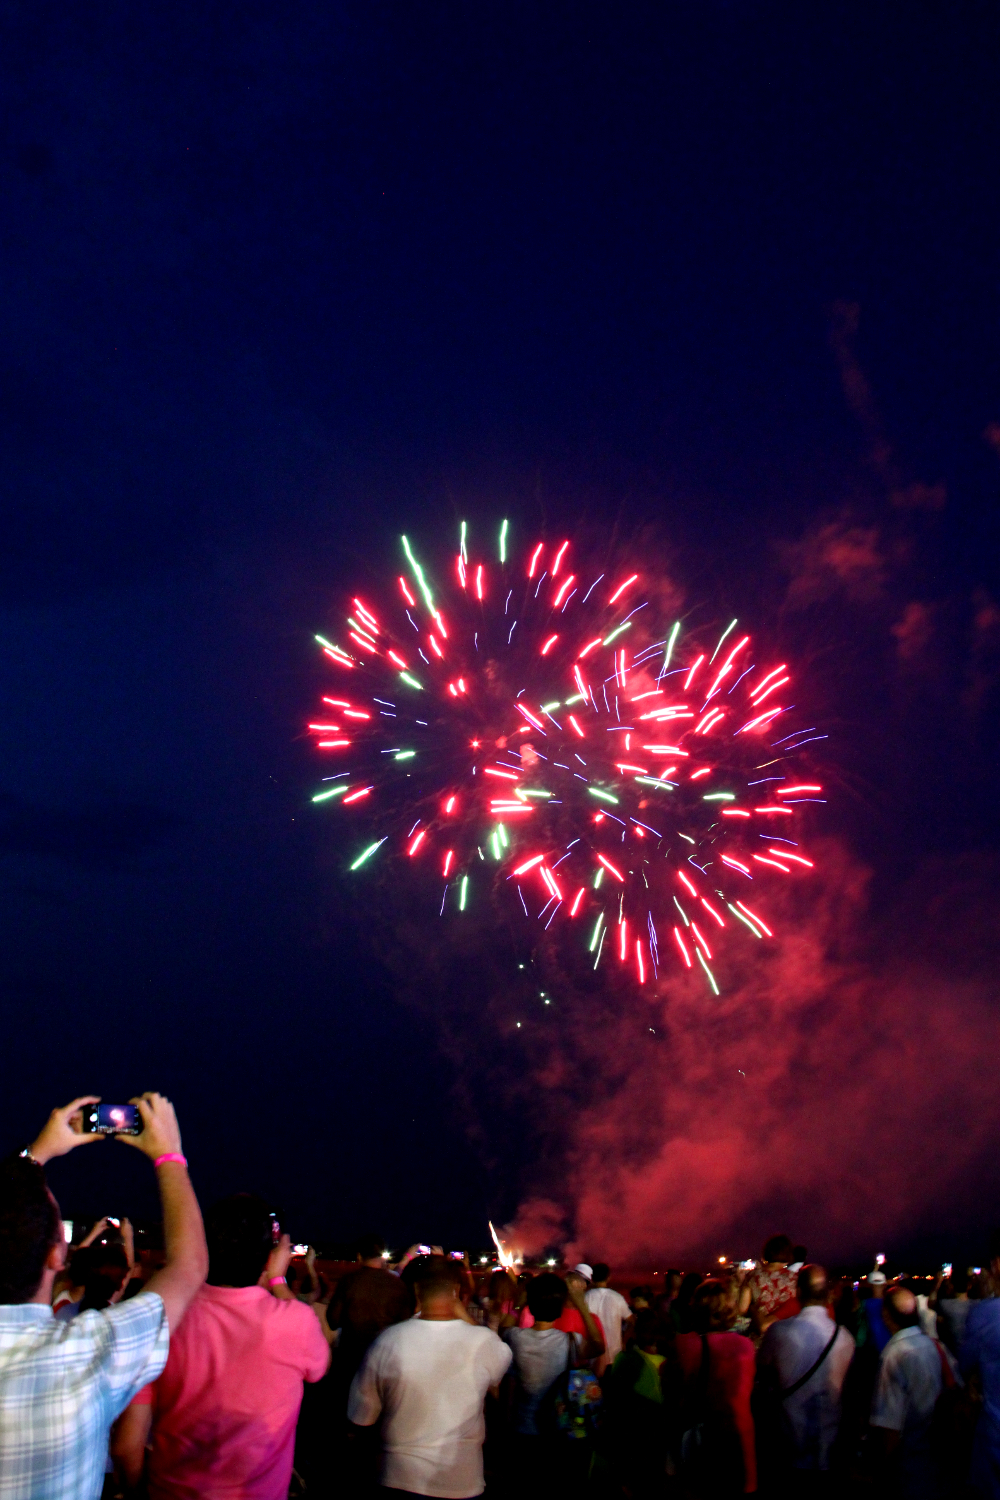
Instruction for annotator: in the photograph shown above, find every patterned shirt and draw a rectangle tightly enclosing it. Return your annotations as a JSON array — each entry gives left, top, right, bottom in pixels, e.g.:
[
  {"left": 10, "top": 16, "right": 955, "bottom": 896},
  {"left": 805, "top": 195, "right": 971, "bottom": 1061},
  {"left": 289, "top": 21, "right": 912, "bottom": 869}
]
[
  {"left": 0, "top": 1292, "right": 169, "bottom": 1500},
  {"left": 748, "top": 1265, "right": 798, "bottom": 1319}
]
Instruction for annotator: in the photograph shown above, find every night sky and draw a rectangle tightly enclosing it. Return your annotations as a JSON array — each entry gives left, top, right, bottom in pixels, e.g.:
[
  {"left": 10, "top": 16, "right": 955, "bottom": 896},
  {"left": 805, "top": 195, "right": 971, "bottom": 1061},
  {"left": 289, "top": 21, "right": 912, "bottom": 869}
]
[{"left": 3, "top": 3, "right": 1000, "bottom": 1264}]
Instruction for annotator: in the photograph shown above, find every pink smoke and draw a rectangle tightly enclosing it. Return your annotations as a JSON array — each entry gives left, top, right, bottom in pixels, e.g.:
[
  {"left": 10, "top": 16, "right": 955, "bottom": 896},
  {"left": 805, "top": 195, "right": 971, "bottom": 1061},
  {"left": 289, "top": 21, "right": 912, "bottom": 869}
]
[{"left": 514, "top": 839, "right": 1000, "bottom": 1264}]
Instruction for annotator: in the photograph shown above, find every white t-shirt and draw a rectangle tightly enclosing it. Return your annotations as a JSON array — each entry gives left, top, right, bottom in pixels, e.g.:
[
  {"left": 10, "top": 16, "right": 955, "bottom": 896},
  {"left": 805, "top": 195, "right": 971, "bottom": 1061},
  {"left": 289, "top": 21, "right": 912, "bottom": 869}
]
[
  {"left": 586, "top": 1286, "right": 631, "bottom": 1361},
  {"left": 348, "top": 1317, "right": 511, "bottom": 1498}
]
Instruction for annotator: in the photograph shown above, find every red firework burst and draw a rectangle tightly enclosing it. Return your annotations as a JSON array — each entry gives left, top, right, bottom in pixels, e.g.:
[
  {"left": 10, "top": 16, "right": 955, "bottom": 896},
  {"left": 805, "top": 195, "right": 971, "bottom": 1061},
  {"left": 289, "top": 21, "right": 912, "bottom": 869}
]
[{"left": 309, "top": 522, "right": 825, "bottom": 992}]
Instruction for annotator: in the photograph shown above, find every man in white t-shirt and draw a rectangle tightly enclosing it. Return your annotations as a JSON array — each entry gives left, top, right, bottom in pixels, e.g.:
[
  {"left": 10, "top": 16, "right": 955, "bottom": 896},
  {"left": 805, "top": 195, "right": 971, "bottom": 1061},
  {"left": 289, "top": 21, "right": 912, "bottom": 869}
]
[
  {"left": 584, "top": 1263, "right": 632, "bottom": 1372},
  {"left": 348, "top": 1257, "right": 511, "bottom": 1498}
]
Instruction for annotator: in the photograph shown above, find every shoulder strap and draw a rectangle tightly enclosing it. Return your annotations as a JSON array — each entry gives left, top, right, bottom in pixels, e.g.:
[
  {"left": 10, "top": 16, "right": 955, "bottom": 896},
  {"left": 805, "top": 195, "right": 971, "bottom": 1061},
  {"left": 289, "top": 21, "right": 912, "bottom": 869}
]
[
  {"left": 933, "top": 1339, "right": 956, "bottom": 1391},
  {"left": 781, "top": 1323, "right": 839, "bottom": 1399},
  {"left": 697, "top": 1333, "right": 711, "bottom": 1397}
]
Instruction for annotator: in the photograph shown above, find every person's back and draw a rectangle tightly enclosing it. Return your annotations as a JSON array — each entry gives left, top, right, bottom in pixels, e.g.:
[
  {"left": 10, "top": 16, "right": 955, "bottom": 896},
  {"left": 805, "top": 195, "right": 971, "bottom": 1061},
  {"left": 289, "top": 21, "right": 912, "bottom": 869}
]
[
  {"left": 863, "top": 1270, "right": 891, "bottom": 1354},
  {"left": 349, "top": 1257, "right": 511, "bottom": 1498},
  {"left": 607, "top": 1312, "right": 667, "bottom": 1496},
  {"left": 117, "top": 1194, "right": 328, "bottom": 1500},
  {"left": 870, "top": 1287, "right": 946, "bottom": 1500},
  {"left": 0, "top": 1093, "right": 207, "bottom": 1500},
  {"left": 673, "top": 1278, "right": 756, "bottom": 1495},
  {"left": 938, "top": 1268, "right": 972, "bottom": 1358},
  {"left": 585, "top": 1262, "right": 631, "bottom": 1366},
  {"left": 330, "top": 1241, "right": 412, "bottom": 1374},
  {"left": 758, "top": 1264, "right": 855, "bottom": 1473},
  {"left": 960, "top": 1238, "right": 1000, "bottom": 1498},
  {"left": 747, "top": 1234, "right": 799, "bottom": 1333}
]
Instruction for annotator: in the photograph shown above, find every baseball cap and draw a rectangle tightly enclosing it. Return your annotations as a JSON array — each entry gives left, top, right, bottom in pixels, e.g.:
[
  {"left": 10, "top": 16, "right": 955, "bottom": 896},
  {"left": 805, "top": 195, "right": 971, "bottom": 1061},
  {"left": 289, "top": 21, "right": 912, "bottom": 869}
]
[
  {"left": 867, "top": 1270, "right": 887, "bottom": 1285},
  {"left": 573, "top": 1263, "right": 594, "bottom": 1281}
]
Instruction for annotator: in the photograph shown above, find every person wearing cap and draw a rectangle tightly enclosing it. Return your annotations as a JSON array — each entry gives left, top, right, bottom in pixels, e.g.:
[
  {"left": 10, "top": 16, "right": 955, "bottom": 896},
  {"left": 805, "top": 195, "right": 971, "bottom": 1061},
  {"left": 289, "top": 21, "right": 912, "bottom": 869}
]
[
  {"left": 585, "top": 1264, "right": 632, "bottom": 1374},
  {"left": 864, "top": 1270, "right": 891, "bottom": 1354}
]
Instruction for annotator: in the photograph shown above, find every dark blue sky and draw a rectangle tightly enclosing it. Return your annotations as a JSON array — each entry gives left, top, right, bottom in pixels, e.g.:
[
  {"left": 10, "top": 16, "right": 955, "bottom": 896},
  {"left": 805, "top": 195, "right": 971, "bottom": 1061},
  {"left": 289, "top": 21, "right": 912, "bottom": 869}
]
[{"left": 3, "top": 2, "right": 999, "bottom": 1258}]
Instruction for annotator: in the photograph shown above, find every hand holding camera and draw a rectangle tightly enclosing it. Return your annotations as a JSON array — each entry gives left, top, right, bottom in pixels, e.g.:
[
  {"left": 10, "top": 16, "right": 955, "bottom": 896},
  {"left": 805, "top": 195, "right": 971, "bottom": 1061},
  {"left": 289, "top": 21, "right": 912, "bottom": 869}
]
[
  {"left": 29, "top": 1096, "right": 105, "bottom": 1165},
  {"left": 115, "top": 1093, "right": 184, "bottom": 1163}
]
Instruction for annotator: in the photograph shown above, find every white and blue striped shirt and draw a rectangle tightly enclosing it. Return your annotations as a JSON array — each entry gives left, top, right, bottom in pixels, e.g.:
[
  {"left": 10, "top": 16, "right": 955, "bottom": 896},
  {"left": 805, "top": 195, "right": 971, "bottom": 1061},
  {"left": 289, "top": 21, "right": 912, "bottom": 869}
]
[{"left": 0, "top": 1291, "right": 168, "bottom": 1500}]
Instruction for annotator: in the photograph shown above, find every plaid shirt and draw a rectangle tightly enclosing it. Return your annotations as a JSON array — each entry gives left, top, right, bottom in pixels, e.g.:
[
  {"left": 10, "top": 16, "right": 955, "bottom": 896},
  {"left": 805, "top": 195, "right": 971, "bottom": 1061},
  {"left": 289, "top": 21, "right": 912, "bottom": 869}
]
[{"left": 0, "top": 1291, "right": 168, "bottom": 1500}]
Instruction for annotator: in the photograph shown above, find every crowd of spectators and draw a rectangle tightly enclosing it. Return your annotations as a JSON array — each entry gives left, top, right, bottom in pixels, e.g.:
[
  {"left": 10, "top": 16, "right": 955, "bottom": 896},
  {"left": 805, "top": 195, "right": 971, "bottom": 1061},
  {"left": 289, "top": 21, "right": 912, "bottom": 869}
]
[{"left": 1, "top": 1098, "right": 999, "bottom": 1500}]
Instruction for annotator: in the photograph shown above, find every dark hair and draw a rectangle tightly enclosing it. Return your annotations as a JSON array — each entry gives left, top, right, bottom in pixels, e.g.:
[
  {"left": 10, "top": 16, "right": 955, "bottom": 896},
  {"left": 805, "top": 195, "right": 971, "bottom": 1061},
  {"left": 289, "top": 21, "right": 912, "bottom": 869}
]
[
  {"left": 65, "top": 1243, "right": 95, "bottom": 1289},
  {"left": 356, "top": 1233, "right": 386, "bottom": 1261},
  {"left": 632, "top": 1309, "right": 663, "bottom": 1351},
  {"left": 948, "top": 1267, "right": 970, "bottom": 1296},
  {"left": 412, "top": 1255, "right": 461, "bottom": 1300},
  {"left": 591, "top": 1262, "right": 610, "bottom": 1283},
  {"left": 763, "top": 1234, "right": 794, "bottom": 1264},
  {"left": 79, "top": 1244, "right": 130, "bottom": 1312},
  {"left": 0, "top": 1157, "right": 62, "bottom": 1304},
  {"left": 676, "top": 1271, "right": 703, "bottom": 1303},
  {"left": 526, "top": 1272, "right": 568, "bottom": 1324},
  {"left": 205, "top": 1194, "right": 275, "bottom": 1287},
  {"left": 692, "top": 1277, "right": 734, "bottom": 1333}
]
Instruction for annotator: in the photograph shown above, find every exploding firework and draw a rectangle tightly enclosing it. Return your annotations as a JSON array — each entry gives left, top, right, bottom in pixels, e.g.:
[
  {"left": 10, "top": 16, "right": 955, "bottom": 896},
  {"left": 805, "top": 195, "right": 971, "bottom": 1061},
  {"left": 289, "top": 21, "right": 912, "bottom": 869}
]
[{"left": 308, "top": 524, "right": 825, "bottom": 992}]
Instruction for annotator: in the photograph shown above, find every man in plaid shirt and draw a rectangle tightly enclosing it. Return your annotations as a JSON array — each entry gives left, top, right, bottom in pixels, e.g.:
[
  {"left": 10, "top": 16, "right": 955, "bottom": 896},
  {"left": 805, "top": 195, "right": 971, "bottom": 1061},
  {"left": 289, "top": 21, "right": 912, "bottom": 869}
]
[{"left": 0, "top": 1092, "right": 208, "bottom": 1500}]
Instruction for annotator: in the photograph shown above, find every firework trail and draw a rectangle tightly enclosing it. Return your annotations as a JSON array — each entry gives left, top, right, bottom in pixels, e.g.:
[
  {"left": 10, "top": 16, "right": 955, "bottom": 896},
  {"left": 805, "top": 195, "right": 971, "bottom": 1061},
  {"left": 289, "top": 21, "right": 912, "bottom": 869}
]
[{"left": 308, "top": 524, "right": 824, "bottom": 992}]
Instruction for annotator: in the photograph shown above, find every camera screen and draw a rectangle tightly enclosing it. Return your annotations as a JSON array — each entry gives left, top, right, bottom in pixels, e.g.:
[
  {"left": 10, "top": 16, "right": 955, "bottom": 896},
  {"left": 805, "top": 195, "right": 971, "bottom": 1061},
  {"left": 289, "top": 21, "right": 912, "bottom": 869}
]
[{"left": 94, "top": 1104, "right": 140, "bottom": 1132}]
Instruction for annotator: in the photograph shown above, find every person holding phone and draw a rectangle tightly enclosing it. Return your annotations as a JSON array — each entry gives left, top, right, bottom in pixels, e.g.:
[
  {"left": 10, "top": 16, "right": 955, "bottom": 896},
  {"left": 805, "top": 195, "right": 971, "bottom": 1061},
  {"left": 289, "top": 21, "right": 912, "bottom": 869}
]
[
  {"left": 0, "top": 1093, "right": 207, "bottom": 1500},
  {"left": 112, "top": 1194, "right": 329, "bottom": 1499}
]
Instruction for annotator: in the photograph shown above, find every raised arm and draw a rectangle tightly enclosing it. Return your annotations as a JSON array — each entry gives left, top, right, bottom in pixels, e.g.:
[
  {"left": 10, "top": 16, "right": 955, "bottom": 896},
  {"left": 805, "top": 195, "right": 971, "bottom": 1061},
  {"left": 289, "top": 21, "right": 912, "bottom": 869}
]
[
  {"left": 117, "top": 1093, "right": 208, "bottom": 1331},
  {"left": 566, "top": 1278, "right": 605, "bottom": 1359},
  {"left": 79, "top": 1217, "right": 110, "bottom": 1250}
]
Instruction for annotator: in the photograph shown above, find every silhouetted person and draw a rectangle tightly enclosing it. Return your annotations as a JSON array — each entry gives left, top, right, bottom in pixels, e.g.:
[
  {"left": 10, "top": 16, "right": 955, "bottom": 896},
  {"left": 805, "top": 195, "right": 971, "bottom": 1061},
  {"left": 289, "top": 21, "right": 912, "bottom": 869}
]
[
  {"left": 327, "top": 1234, "right": 412, "bottom": 1380},
  {"left": 961, "top": 1230, "right": 1000, "bottom": 1498},
  {"left": 671, "top": 1277, "right": 756, "bottom": 1494},
  {"left": 938, "top": 1267, "right": 971, "bottom": 1357}
]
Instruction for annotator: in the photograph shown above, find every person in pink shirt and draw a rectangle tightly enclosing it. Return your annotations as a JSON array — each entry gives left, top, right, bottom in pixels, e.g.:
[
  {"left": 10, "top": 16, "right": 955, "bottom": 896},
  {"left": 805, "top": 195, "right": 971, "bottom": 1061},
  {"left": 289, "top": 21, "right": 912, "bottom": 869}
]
[{"left": 112, "top": 1193, "right": 330, "bottom": 1499}]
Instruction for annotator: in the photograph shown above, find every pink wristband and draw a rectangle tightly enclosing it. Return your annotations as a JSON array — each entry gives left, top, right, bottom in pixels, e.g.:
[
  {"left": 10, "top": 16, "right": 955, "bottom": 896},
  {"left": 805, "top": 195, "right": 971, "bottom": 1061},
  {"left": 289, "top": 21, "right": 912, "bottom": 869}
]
[
  {"left": 269, "top": 1276, "right": 286, "bottom": 1287},
  {"left": 154, "top": 1152, "right": 187, "bottom": 1169}
]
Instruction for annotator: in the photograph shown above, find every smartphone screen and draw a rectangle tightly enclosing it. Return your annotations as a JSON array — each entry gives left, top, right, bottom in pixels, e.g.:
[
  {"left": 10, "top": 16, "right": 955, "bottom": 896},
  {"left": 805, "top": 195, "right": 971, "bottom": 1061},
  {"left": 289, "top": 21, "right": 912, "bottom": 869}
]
[{"left": 84, "top": 1104, "right": 141, "bottom": 1135}]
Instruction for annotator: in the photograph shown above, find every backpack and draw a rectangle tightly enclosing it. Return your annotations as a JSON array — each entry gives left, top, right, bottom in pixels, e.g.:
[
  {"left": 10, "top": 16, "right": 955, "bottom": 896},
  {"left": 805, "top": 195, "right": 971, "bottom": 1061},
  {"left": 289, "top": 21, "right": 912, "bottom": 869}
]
[{"left": 537, "top": 1332, "right": 604, "bottom": 1441}]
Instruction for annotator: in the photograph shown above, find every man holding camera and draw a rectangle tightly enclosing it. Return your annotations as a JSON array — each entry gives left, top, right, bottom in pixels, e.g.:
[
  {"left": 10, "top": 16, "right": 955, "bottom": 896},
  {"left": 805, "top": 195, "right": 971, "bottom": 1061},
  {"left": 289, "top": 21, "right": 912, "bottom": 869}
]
[{"left": 0, "top": 1093, "right": 207, "bottom": 1500}]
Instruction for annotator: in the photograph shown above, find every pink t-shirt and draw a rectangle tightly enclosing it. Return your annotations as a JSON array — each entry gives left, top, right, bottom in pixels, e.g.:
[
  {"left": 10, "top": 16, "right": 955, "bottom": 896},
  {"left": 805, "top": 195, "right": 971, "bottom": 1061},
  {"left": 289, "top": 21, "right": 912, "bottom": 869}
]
[{"left": 138, "top": 1284, "right": 329, "bottom": 1500}]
